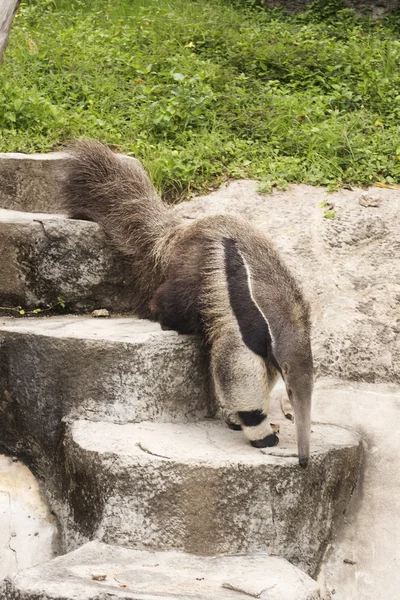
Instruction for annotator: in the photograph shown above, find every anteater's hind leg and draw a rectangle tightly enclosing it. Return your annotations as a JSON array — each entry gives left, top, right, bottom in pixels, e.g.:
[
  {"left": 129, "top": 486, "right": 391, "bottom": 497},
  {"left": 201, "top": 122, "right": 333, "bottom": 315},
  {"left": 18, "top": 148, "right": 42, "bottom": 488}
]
[
  {"left": 150, "top": 278, "right": 202, "bottom": 335},
  {"left": 210, "top": 329, "right": 279, "bottom": 448}
]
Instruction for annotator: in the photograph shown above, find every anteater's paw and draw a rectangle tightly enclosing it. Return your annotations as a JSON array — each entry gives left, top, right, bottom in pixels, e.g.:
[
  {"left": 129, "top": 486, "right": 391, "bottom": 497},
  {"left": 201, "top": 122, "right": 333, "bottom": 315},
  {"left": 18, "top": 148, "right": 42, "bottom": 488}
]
[
  {"left": 226, "top": 420, "right": 242, "bottom": 431},
  {"left": 250, "top": 433, "right": 279, "bottom": 448},
  {"left": 280, "top": 394, "right": 294, "bottom": 421},
  {"left": 222, "top": 409, "right": 242, "bottom": 431}
]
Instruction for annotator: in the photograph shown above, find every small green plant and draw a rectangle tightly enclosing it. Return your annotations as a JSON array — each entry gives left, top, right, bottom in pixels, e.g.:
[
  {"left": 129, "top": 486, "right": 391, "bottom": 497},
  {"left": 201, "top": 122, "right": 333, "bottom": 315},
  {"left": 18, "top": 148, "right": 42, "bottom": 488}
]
[
  {"left": 257, "top": 178, "right": 288, "bottom": 194},
  {"left": 0, "top": 297, "right": 66, "bottom": 316},
  {"left": 319, "top": 200, "right": 336, "bottom": 219},
  {"left": 257, "top": 181, "right": 274, "bottom": 194}
]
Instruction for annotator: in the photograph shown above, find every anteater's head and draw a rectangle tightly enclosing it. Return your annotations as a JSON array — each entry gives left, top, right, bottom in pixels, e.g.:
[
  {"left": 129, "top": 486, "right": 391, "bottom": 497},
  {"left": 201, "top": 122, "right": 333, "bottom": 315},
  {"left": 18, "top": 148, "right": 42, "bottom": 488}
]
[{"left": 273, "top": 329, "right": 314, "bottom": 469}]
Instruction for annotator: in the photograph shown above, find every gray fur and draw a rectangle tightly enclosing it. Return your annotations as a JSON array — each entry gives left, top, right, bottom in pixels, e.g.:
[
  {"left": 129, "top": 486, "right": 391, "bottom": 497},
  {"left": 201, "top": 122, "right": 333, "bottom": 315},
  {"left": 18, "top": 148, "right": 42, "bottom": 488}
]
[{"left": 61, "top": 139, "right": 314, "bottom": 467}]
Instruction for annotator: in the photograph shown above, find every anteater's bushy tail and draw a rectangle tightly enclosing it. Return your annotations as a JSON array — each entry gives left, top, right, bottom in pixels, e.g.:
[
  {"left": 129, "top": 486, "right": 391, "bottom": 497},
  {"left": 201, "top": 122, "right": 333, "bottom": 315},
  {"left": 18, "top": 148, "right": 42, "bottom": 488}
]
[
  {"left": 61, "top": 139, "right": 179, "bottom": 256},
  {"left": 61, "top": 139, "right": 181, "bottom": 313}
]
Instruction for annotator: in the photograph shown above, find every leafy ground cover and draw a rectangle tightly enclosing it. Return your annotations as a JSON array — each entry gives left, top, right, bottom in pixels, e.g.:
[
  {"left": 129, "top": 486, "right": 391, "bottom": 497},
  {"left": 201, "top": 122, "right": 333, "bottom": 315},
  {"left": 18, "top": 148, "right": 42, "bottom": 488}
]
[{"left": 1, "top": 0, "right": 400, "bottom": 198}]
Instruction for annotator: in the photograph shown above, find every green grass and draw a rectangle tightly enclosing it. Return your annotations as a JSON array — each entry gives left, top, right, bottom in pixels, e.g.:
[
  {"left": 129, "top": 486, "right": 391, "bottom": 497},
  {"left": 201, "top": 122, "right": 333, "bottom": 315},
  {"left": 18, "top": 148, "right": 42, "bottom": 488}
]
[{"left": 1, "top": 0, "right": 400, "bottom": 199}]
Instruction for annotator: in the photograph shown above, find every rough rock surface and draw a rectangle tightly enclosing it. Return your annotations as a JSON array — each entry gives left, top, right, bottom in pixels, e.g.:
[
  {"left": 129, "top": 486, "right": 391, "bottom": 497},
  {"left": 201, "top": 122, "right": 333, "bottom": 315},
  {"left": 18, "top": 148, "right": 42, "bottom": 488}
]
[
  {"left": 63, "top": 419, "right": 361, "bottom": 575},
  {"left": 176, "top": 182, "right": 400, "bottom": 384},
  {"left": 0, "top": 316, "right": 211, "bottom": 467},
  {"left": 0, "top": 209, "right": 134, "bottom": 312},
  {"left": 0, "top": 541, "right": 322, "bottom": 600},
  {"left": 0, "top": 455, "right": 59, "bottom": 580},
  {"left": 310, "top": 380, "right": 400, "bottom": 600},
  {"left": 0, "top": 152, "right": 66, "bottom": 213}
]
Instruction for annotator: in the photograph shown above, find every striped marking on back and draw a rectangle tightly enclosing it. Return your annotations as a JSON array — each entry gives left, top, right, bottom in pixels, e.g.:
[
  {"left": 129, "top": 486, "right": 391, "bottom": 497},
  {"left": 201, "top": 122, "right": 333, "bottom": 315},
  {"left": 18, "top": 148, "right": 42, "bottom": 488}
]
[
  {"left": 222, "top": 237, "right": 278, "bottom": 366},
  {"left": 236, "top": 247, "right": 277, "bottom": 351}
]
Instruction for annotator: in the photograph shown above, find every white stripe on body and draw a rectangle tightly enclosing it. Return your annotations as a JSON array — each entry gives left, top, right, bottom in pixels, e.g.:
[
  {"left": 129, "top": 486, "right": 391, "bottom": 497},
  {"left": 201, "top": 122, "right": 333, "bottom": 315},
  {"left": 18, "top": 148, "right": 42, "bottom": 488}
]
[{"left": 237, "top": 248, "right": 277, "bottom": 352}]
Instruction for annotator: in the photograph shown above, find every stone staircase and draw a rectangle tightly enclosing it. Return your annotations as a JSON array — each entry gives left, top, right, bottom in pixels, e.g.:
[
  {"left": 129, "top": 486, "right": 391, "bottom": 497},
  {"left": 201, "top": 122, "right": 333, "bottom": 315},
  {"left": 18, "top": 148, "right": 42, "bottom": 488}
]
[
  {"left": 0, "top": 152, "right": 374, "bottom": 599},
  {"left": 0, "top": 313, "right": 361, "bottom": 598}
]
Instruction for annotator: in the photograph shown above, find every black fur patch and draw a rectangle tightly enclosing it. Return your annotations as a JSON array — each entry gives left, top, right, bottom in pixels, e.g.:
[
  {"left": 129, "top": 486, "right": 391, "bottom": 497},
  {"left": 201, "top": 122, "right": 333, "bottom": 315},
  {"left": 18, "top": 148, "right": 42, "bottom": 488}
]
[
  {"left": 238, "top": 409, "right": 265, "bottom": 427},
  {"left": 223, "top": 238, "right": 279, "bottom": 368},
  {"left": 250, "top": 433, "right": 279, "bottom": 448},
  {"left": 69, "top": 211, "right": 94, "bottom": 222},
  {"left": 151, "top": 279, "right": 202, "bottom": 335}
]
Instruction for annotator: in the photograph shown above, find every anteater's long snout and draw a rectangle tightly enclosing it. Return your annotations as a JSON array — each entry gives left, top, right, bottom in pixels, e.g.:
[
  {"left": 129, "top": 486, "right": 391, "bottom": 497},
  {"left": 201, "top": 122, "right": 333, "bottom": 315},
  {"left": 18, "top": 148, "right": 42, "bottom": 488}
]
[
  {"left": 299, "top": 455, "right": 309, "bottom": 469},
  {"left": 293, "top": 396, "right": 311, "bottom": 469}
]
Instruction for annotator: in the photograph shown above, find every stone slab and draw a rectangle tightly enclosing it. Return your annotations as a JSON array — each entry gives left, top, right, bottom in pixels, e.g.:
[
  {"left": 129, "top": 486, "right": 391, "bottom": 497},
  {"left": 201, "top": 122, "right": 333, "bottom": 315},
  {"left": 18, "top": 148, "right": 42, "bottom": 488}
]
[
  {"left": 0, "top": 541, "right": 321, "bottom": 599},
  {"left": 0, "top": 316, "right": 211, "bottom": 469},
  {"left": 0, "top": 152, "right": 66, "bottom": 213},
  {"left": 64, "top": 419, "right": 362, "bottom": 576},
  {"left": 0, "top": 208, "right": 135, "bottom": 312},
  {"left": 0, "top": 454, "right": 59, "bottom": 581}
]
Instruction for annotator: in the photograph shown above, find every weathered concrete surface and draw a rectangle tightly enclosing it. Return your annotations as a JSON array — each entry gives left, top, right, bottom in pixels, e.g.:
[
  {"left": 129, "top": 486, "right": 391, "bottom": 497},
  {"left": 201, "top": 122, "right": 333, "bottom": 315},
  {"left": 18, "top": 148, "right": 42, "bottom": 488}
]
[
  {"left": 176, "top": 182, "right": 400, "bottom": 384},
  {"left": 0, "top": 152, "right": 66, "bottom": 213},
  {"left": 0, "top": 541, "right": 322, "bottom": 600},
  {"left": 0, "top": 455, "right": 59, "bottom": 581},
  {"left": 0, "top": 316, "right": 211, "bottom": 469},
  {"left": 0, "top": 209, "right": 135, "bottom": 312},
  {"left": 308, "top": 380, "right": 400, "bottom": 600},
  {"left": 63, "top": 419, "right": 361, "bottom": 575}
]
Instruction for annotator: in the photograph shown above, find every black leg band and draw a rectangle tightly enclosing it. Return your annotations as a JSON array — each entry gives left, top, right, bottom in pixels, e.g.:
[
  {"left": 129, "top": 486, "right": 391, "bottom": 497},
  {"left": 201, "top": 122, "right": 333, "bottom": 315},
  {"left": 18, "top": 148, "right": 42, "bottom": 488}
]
[{"left": 250, "top": 433, "right": 279, "bottom": 448}]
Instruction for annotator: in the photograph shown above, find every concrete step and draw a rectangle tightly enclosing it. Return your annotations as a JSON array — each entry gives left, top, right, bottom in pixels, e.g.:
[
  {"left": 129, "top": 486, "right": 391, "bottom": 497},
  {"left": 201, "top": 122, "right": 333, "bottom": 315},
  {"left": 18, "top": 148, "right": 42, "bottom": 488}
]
[
  {"left": 0, "top": 316, "right": 211, "bottom": 463},
  {"left": 0, "top": 541, "right": 322, "bottom": 600},
  {"left": 0, "top": 208, "right": 132, "bottom": 313},
  {"left": 63, "top": 419, "right": 362, "bottom": 576}
]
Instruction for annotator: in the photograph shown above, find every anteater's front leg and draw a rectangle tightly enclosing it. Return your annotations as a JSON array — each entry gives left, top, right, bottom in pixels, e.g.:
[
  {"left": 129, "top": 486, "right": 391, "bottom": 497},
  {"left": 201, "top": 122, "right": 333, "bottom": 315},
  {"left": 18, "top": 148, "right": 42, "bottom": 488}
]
[{"left": 210, "top": 331, "right": 279, "bottom": 448}]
